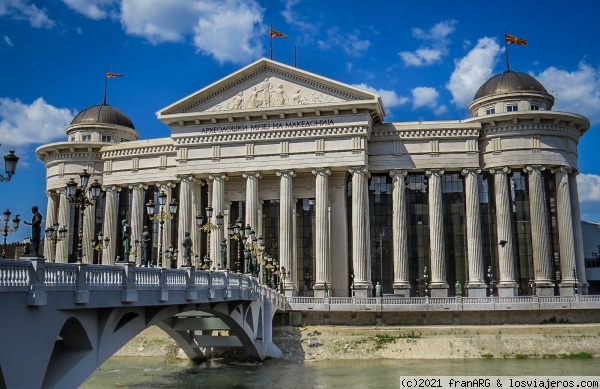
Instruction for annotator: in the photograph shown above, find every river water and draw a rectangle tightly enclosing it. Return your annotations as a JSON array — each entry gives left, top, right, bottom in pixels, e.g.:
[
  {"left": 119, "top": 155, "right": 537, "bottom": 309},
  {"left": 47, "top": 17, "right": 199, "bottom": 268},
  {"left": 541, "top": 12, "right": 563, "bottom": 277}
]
[{"left": 81, "top": 357, "right": 599, "bottom": 388}]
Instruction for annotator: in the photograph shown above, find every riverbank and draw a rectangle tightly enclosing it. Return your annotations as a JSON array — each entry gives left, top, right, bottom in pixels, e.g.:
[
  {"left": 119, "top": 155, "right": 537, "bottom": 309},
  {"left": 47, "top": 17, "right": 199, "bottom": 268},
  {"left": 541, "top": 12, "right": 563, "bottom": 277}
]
[{"left": 115, "top": 324, "right": 600, "bottom": 362}]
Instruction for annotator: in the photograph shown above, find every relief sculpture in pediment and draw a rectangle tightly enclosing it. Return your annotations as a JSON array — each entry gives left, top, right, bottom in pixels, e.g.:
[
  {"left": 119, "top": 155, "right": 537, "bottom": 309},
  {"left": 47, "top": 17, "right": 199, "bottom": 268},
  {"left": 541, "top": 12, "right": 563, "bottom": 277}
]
[{"left": 207, "top": 77, "right": 337, "bottom": 112}]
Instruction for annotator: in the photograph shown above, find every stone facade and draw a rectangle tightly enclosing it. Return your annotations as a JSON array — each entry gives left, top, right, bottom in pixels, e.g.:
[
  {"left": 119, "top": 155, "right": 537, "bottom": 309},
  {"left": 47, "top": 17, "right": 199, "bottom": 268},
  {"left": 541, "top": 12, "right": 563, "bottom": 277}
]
[{"left": 36, "top": 58, "right": 591, "bottom": 298}]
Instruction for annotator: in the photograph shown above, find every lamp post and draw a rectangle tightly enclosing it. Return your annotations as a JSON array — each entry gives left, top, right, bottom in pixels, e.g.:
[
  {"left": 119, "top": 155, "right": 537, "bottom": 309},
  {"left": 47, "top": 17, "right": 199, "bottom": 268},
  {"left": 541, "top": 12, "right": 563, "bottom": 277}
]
[
  {"left": 227, "top": 218, "right": 244, "bottom": 272},
  {"left": 487, "top": 265, "right": 493, "bottom": 297},
  {"left": 0, "top": 147, "right": 19, "bottom": 183},
  {"left": 2, "top": 209, "right": 20, "bottom": 258},
  {"left": 194, "top": 206, "right": 222, "bottom": 270},
  {"left": 165, "top": 245, "right": 178, "bottom": 268},
  {"left": 65, "top": 170, "right": 102, "bottom": 264},
  {"left": 91, "top": 231, "right": 109, "bottom": 265},
  {"left": 146, "top": 191, "right": 178, "bottom": 268},
  {"left": 45, "top": 223, "right": 67, "bottom": 262}
]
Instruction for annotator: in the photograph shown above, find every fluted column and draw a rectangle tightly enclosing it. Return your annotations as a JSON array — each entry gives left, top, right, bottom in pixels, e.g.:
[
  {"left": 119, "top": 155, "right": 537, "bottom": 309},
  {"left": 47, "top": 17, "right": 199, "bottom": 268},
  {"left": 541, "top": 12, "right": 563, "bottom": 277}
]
[
  {"left": 130, "top": 183, "right": 145, "bottom": 264},
  {"left": 177, "top": 176, "right": 193, "bottom": 268},
  {"left": 349, "top": 166, "right": 371, "bottom": 297},
  {"left": 426, "top": 169, "right": 448, "bottom": 296},
  {"left": 277, "top": 169, "right": 295, "bottom": 295},
  {"left": 553, "top": 166, "right": 577, "bottom": 295},
  {"left": 524, "top": 165, "right": 553, "bottom": 294},
  {"left": 243, "top": 172, "right": 260, "bottom": 232},
  {"left": 55, "top": 189, "right": 71, "bottom": 263},
  {"left": 569, "top": 172, "right": 588, "bottom": 293},
  {"left": 191, "top": 179, "right": 204, "bottom": 264},
  {"left": 44, "top": 191, "right": 59, "bottom": 261},
  {"left": 389, "top": 170, "right": 409, "bottom": 296},
  {"left": 312, "top": 168, "right": 330, "bottom": 296},
  {"left": 209, "top": 174, "right": 226, "bottom": 266},
  {"left": 491, "top": 167, "right": 517, "bottom": 296},
  {"left": 462, "top": 168, "right": 486, "bottom": 297},
  {"left": 82, "top": 201, "right": 95, "bottom": 264},
  {"left": 103, "top": 186, "right": 118, "bottom": 265}
]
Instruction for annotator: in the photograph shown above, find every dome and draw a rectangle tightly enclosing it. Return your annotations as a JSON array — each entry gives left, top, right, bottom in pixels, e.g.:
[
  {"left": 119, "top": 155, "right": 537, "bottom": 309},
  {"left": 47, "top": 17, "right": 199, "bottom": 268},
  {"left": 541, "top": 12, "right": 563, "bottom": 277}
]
[
  {"left": 70, "top": 104, "right": 135, "bottom": 130},
  {"left": 473, "top": 71, "right": 549, "bottom": 101}
]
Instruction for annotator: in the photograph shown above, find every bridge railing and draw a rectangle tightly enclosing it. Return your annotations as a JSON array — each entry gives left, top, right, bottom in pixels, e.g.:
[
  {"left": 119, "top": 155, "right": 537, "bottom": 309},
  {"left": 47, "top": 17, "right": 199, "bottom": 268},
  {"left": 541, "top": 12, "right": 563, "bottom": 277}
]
[{"left": 0, "top": 258, "right": 283, "bottom": 308}]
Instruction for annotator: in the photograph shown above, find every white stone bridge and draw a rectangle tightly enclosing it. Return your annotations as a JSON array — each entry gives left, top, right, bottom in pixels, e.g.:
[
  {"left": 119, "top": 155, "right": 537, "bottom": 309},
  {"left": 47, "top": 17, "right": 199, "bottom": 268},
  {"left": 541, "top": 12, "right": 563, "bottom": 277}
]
[{"left": 0, "top": 257, "right": 286, "bottom": 389}]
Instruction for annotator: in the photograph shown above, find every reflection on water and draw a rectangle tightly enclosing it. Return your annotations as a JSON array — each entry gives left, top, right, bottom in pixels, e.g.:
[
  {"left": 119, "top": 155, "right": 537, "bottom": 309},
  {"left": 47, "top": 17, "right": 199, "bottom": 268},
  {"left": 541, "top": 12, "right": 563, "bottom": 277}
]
[{"left": 82, "top": 357, "right": 599, "bottom": 389}]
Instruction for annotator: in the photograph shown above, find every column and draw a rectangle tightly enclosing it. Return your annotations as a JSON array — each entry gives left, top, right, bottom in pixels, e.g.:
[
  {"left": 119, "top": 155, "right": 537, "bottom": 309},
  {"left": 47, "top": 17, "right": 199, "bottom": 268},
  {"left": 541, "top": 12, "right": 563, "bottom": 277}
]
[
  {"left": 554, "top": 166, "right": 577, "bottom": 296},
  {"left": 491, "top": 167, "right": 517, "bottom": 296},
  {"left": 426, "top": 169, "right": 448, "bottom": 296},
  {"left": 277, "top": 170, "right": 295, "bottom": 295},
  {"left": 330, "top": 172, "right": 349, "bottom": 297},
  {"left": 191, "top": 179, "right": 204, "bottom": 265},
  {"left": 103, "top": 186, "right": 118, "bottom": 265},
  {"left": 209, "top": 174, "right": 226, "bottom": 267},
  {"left": 390, "top": 170, "right": 410, "bottom": 296},
  {"left": 292, "top": 198, "right": 298, "bottom": 293},
  {"left": 162, "top": 184, "right": 174, "bottom": 268},
  {"left": 130, "top": 183, "right": 145, "bottom": 264},
  {"left": 177, "top": 176, "right": 192, "bottom": 268},
  {"left": 44, "top": 191, "right": 58, "bottom": 261},
  {"left": 82, "top": 201, "right": 95, "bottom": 264},
  {"left": 462, "top": 168, "right": 486, "bottom": 297},
  {"left": 55, "top": 189, "right": 71, "bottom": 263},
  {"left": 312, "top": 168, "right": 330, "bottom": 296},
  {"left": 524, "top": 165, "right": 553, "bottom": 295},
  {"left": 243, "top": 172, "right": 260, "bottom": 232},
  {"left": 349, "top": 166, "right": 371, "bottom": 297},
  {"left": 569, "top": 171, "right": 588, "bottom": 293}
]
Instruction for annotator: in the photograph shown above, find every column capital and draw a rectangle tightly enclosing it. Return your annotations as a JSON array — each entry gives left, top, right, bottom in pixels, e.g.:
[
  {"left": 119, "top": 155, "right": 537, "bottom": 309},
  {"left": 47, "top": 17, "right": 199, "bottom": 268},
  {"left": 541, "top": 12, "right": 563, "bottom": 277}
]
[
  {"left": 551, "top": 165, "right": 572, "bottom": 175},
  {"left": 490, "top": 166, "right": 511, "bottom": 175},
  {"left": 312, "top": 167, "right": 331, "bottom": 176},
  {"left": 349, "top": 166, "right": 369, "bottom": 176},
  {"left": 209, "top": 173, "right": 228, "bottom": 181},
  {"left": 156, "top": 181, "right": 176, "bottom": 189},
  {"left": 101, "top": 185, "right": 122, "bottom": 192},
  {"left": 461, "top": 168, "right": 481, "bottom": 177},
  {"left": 176, "top": 174, "right": 195, "bottom": 183},
  {"left": 276, "top": 169, "right": 295, "bottom": 178},
  {"left": 128, "top": 183, "right": 148, "bottom": 190},
  {"left": 425, "top": 169, "right": 444, "bottom": 178},
  {"left": 242, "top": 171, "right": 261, "bottom": 179},
  {"left": 523, "top": 165, "right": 546, "bottom": 174},
  {"left": 389, "top": 169, "right": 408, "bottom": 178}
]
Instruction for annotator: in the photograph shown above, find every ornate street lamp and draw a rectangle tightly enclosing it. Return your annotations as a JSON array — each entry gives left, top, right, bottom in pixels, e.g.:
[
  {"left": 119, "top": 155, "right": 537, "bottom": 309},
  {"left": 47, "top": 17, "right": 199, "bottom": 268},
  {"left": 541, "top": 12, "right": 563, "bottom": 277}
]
[
  {"left": 227, "top": 218, "right": 244, "bottom": 272},
  {"left": 165, "top": 245, "right": 178, "bottom": 268},
  {"left": 0, "top": 147, "right": 19, "bottom": 182},
  {"left": 195, "top": 206, "right": 222, "bottom": 270},
  {"left": 65, "top": 170, "right": 102, "bottom": 264},
  {"left": 2, "top": 209, "right": 20, "bottom": 258},
  {"left": 45, "top": 223, "right": 67, "bottom": 262},
  {"left": 91, "top": 231, "right": 109, "bottom": 265},
  {"left": 146, "top": 191, "right": 178, "bottom": 268}
]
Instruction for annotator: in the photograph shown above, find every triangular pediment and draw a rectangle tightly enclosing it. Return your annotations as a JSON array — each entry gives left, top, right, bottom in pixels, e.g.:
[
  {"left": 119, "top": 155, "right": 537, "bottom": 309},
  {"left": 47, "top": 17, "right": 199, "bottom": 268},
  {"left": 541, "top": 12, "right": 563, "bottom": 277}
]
[{"left": 157, "top": 58, "right": 385, "bottom": 121}]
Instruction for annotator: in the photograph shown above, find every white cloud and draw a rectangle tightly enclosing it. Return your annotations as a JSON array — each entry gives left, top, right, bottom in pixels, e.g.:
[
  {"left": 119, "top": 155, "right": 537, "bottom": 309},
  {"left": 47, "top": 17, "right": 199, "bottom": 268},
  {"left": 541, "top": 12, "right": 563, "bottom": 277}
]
[
  {"left": 533, "top": 62, "right": 600, "bottom": 124},
  {"left": 578, "top": 173, "right": 600, "bottom": 222},
  {"left": 446, "top": 36, "right": 501, "bottom": 107},
  {"left": 399, "top": 20, "right": 456, "bottom": 67},
  {"left": 318, "top": 28, "right": 370, "bottom": 56},
  {"left": 62, "top": 0, "right": 117, "bottom": 20},
  {"left": 410, "top": 87, "right": 448, "bottom": 115},
  {"left": 351, "top": 83, "right": 408, "bottom": 108},
  {"left": 280, "top": 0, "right": 316, "bottom": 34},
  {"left": 0, "top": 97, "right": 76, "bottom": 147},
  {"left": 119, "top": 0, "right": 264, "bottom": 64},
  {"left": 3, "top": 36, "right": 13, "bottom": 46},
  {"left": 0, "top": 0, "right": 55, "bottom": 28}
]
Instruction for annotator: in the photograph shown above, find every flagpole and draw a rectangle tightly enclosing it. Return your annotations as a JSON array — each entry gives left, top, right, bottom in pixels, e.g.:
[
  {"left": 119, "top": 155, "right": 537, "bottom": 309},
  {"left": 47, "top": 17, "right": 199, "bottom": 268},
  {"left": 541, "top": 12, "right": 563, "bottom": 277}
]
[
  {"left": 270, "top": 24, "right": 273, "bottom": 60},
  {"left": 504, "top": 30, "right": 510, "bottom": 71},
  {"left": 294, "top": 45, "right": 297, "bottom": 67},
  {"left": 103, "top": 68, "right": 108, "bottom": 105}
]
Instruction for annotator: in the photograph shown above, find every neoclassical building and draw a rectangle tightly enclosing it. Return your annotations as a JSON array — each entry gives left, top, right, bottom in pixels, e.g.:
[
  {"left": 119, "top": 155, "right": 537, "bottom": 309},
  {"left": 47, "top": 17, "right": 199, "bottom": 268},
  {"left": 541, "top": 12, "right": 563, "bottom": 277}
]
[{"left": 36, "top": 58, "right": 590, "bottom": 298}]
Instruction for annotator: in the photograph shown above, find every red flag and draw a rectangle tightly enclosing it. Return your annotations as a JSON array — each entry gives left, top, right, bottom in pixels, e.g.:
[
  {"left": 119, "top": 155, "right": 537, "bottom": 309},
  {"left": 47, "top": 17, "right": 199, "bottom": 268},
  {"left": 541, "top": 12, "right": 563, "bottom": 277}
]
[
  {"left": 270, "top": 28, "right": 288, "bottom": 39},
  {"left": 106, "top": 71, "right": 124, "bottom": 78},
  {"left": 505, "top": 33, "right": 527, "bottom": 46}
]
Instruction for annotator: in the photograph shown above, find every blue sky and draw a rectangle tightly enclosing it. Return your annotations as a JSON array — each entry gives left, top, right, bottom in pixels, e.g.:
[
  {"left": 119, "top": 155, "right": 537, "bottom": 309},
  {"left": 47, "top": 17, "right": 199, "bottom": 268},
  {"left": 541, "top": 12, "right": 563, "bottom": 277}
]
[{"left": 1, "top": 0, "right": 600, "bottom": 243}]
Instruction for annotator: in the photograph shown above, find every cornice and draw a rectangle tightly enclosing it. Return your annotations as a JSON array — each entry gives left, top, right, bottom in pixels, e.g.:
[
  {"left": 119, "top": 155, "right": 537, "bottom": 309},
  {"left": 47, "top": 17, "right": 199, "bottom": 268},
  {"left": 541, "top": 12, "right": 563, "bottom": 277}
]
[
  {"left": 102, "top": 144, "right": 175, "bottom": 159},
  {"left": 371, "top": 127, "right": 480, "bottom": 139}
]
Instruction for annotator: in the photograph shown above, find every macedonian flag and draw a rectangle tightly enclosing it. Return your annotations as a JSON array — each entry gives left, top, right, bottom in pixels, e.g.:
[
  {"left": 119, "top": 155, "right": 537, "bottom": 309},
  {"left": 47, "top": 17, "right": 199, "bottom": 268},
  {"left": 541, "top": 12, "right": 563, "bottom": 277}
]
[
  {"left": 505, "top": 33, "right": 527, "bottom": 46},
  {"left": 106, "top": 71, "right": 124, "bottom": 78},
  {"left": 270, "top": 27, "right": 288, "bottom": 39}
]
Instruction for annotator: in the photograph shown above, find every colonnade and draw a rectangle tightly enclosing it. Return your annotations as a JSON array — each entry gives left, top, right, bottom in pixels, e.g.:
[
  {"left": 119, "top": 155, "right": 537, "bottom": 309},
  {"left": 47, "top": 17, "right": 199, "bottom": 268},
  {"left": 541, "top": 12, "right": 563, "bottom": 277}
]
[{"left": 42, "top": 164, "right": 588, "bottom": 297}]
